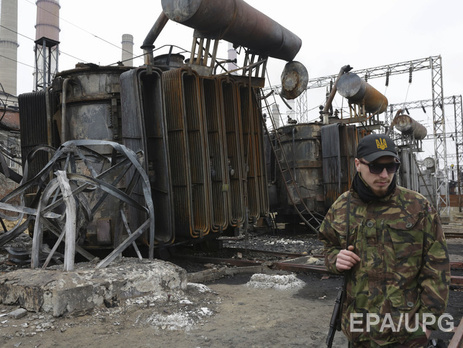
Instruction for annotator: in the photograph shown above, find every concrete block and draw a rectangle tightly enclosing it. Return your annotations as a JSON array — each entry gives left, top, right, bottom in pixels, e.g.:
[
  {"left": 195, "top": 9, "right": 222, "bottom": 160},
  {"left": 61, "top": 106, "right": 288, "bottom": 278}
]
[
  {"left": 0, "top": 258, "right": 187, "bottom": 317},
  {"left": 8, "top": 308, "right": 27, "bottom": 319}
]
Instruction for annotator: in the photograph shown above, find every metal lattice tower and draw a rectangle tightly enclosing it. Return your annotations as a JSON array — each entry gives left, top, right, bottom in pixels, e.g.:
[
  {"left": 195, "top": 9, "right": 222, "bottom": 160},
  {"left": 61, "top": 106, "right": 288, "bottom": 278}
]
[
  {"left": 429, "top": 57, "right": 448, "bottom": 216},
  {"left": 302, "top": 55, "right": 448, "bottom": 214},
  {"left": 388, "top": 95, "right": 461, "bottom": 215},
  {"left": 453, "top": 95, "right": 463, "bottom": 211},
  {"left": 295, "top": 90, "right": 308, "bottom": 123}
]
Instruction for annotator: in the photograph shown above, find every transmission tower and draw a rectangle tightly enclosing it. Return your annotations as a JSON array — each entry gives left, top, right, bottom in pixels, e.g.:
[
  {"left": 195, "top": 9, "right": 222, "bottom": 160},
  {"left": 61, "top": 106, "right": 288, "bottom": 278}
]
[
  {"left": 388, "top": 95, "right": 461, "bottom": 216},
  {"left": 304, "top": 55, "right": 448, "bottom": 214},
  {"left": 453, "top": 95, "right": 463, "bottom": 211}
]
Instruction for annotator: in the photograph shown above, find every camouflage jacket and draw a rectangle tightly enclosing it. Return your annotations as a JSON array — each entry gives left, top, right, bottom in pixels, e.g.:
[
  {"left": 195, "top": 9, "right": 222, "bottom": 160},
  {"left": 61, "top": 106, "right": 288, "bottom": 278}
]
[{"left": 319, "top": 185, "right": 450, "bottom": 345}]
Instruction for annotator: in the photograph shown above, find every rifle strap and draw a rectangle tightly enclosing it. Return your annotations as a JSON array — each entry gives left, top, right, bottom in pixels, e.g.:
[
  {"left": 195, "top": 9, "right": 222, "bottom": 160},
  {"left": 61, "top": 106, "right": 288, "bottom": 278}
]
[
  {"left": 345, "top": 192, "right": 351, "bottom": 250},
  {"left": 340, "top": 193, "right": 351, "bottom": 309}
]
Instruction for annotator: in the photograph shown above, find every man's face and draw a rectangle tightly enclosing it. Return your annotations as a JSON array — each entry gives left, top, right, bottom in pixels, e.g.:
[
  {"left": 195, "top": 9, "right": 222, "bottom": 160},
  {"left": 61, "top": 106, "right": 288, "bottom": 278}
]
[{"left": 355, "top": 156, "right": 398, "bottom": 197}]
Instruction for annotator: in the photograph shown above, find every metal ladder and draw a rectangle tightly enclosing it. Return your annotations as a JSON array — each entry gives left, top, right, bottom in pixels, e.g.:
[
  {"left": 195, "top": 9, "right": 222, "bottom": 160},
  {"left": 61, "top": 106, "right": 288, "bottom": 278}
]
[{"left": 258, "top": 91, "right": 322, "bottom": 233}]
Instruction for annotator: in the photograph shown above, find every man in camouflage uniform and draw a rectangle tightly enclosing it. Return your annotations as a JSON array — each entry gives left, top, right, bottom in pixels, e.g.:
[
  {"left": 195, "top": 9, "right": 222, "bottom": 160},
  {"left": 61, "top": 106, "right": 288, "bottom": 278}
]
[{"left": 319, "top": 133, "right": 450, "bottom": 347}]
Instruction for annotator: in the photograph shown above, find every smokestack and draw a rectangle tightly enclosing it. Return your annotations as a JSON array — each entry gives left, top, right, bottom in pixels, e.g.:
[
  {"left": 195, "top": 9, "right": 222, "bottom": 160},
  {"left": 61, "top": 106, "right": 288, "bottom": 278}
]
[
  {"left": 121, "top": 34, "right": 134, "bottom": 67},
  {"left": 34, "top": 0, "right": 60, "bottom": 91},
  {"left": 35, "top": 0, "right": 60, "bottom": 42},
  {"left": 0, "top": 0, "right": 19, "bottom": 99}
]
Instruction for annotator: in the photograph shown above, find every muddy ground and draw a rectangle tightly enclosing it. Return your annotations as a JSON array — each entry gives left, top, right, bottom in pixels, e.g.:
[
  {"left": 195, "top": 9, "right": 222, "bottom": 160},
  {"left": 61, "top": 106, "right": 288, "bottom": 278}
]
[{"left": 0, "top": 224, "right": 462, "bottom": 348}]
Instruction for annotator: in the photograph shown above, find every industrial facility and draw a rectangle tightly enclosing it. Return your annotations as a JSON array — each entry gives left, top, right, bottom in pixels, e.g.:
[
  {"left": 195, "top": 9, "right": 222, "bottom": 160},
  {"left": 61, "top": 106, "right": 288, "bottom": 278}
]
[
  {"left": 1, "top": 1, "right": 463, "bottom": 347},
  {"left": 0, "top": 0, "right": 461, "bottom": 268}
]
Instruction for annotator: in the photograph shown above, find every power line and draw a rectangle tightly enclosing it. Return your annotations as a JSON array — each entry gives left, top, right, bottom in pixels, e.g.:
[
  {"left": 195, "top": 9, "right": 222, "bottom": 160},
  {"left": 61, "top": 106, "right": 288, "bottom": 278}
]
[
  {"left": 0, "top": 24, "right": 33, "bottom": 42},
  {"left": 21, "top": 0, "right": 132, "bottom": 56},
  {"left": 0, "top": 54, "right": 34, "bottom": 69}
]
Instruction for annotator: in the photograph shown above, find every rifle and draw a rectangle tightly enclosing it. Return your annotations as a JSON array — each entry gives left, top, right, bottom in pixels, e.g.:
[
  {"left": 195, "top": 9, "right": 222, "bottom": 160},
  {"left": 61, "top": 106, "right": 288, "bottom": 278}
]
[
  {"left": 326, "top": 285, "right": 344, "bottom": 347},
  {"left": 326, "top": 194, "right": 351, "bottom": 348}
]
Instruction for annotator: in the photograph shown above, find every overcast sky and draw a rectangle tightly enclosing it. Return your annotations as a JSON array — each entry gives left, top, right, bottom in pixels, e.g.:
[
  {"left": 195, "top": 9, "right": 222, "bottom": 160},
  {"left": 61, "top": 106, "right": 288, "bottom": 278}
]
[{"left": 14, "top": 0, "right": 463, "bottom": 161}]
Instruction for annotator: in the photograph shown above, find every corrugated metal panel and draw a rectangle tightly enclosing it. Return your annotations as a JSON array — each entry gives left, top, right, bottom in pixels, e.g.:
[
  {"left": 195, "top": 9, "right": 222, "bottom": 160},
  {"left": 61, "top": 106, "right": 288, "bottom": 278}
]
[
  {"left": 274, "top": 123, "right": 324, "bottom": 216},
  {"left": 321, "top": 124, "right": 358, "bottom": 208},
  {"left": 252, "top": 90, "right": 269, "bottom": 216},
  {"left": 120, "top": 67, "right": 174, "bottom": 244},
  {"left": 163, "top": 68, "right": 211, "bottom": 238},
  {"left": 239, "top": 85, "right": 261, "bottom": 221},
  {"left": 219, "top": 78, "right": 245, "bottom": 227},
  {"left": 201, "top": 77, "right": 229, "bottom": 232},
  {"left": 18, "top": 91, "right": 48, "bottom": 179}
]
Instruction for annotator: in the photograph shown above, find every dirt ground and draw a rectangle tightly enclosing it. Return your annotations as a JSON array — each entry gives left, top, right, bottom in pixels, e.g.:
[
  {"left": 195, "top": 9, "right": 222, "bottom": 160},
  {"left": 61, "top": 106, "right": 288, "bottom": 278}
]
[{"left": 1, "top": 224, "right": 463, "bottom": 348}]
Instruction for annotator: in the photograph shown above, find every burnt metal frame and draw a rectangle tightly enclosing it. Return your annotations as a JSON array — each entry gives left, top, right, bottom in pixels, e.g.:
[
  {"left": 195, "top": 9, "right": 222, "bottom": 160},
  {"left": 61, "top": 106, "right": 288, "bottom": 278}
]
[
  {"left": 189, "top": 36, "right": 220, "bottom": 76},
  {"left": 162, "top": 68, "right": 213, "bottom": 238},
  {"left": 291, "top": 55, "right": 448, "bottom": 215},
  {"left": 120, "top": 67, "right": 175, "bottom": 244},
  {"left": 0, "top": 140, "right": 155, "bottom": 269},
  {"left": 220, "top": 78, "right": 246, "bottom": 227},
  {"left": 201, "top": 77, "right": 229, "bottom": 232}
]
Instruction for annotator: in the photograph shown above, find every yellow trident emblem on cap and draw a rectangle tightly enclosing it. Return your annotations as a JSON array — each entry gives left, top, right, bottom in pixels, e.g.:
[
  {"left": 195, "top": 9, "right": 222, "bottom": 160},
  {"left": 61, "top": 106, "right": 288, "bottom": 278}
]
[{"left": 376, "top": 138, "right": 387, "bottom": 150}]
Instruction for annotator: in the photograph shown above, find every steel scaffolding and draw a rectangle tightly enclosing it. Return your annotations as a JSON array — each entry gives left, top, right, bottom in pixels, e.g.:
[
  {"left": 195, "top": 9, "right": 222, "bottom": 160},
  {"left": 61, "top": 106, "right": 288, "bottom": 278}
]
[{"left": 303, "top": 56, "right": 449, "bottom": 214}]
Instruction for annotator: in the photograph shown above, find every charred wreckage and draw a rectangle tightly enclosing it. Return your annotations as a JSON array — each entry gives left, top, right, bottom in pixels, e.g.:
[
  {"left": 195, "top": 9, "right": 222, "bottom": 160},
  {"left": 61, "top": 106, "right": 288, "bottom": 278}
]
[{"left": 0, "top": 0, "right": 409, "bottom": 270}]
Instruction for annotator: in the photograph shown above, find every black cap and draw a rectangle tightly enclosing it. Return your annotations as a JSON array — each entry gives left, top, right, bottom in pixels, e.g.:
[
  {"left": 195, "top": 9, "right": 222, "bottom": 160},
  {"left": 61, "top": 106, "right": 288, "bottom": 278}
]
[{"left": 356, "top": 134, "right": 399, "bottom": 162}]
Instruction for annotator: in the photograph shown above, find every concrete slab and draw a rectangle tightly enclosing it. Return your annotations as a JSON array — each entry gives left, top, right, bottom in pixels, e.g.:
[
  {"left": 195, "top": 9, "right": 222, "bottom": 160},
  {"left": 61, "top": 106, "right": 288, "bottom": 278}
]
[{"left": 0, "top": 257, "right": 187, "bottom": 317}]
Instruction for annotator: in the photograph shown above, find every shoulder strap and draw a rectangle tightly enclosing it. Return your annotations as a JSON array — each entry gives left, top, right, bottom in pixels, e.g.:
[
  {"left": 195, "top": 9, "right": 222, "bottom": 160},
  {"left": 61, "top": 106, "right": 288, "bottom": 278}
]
[{"left": 345, "top": 192, "right": 351, "bottom": 249}]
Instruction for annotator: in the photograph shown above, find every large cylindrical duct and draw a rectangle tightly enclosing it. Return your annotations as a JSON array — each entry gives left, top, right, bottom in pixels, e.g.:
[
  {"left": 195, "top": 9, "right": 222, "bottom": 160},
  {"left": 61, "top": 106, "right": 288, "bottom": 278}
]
[
  {"left": 336, "top": 72, "right": 388, "bottom": 114},
  {"left": 35, "top": 0, "right": 60, "bottom": 41},
  {"left": 0, "top": 0, "right": 19, "bottom": 97},
  {"left": 161, "top": 0, "right": 302, "bottom": 61}
]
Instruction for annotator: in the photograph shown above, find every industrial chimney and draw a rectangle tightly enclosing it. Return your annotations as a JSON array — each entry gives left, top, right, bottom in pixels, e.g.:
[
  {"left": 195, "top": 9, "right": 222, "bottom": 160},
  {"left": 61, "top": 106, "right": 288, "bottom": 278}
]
[
  {"left": 34, "top": 0, "right": 60, "bottom": 91},
  {"left": 0, "top": 0, "right": 19, "bottom": 103},
  {"left": 121, "top": 34, "right": 134, "bottom": 67}
]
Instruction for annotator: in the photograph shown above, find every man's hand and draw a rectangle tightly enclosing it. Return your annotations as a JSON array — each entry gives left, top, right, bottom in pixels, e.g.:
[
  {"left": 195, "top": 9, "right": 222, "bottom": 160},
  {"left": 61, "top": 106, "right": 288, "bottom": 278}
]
[{"left": 336, "top": 245, "right": 360, "bottom": 271}]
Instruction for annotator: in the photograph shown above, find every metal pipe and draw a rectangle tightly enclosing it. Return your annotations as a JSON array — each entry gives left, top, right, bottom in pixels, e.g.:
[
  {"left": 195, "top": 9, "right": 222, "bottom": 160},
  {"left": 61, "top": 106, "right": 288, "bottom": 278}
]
[
  {"left": 161, "top": 0, "right": 302, "bottom": 61},
  {"left": 141, "top": 11, "right": 169, "bottom": 65},
  {"left": 45, "top": 86, "right": 52, "bottom": 147},
  {"left": 61, "top": 78, "right": 71, "bottom": 143}
]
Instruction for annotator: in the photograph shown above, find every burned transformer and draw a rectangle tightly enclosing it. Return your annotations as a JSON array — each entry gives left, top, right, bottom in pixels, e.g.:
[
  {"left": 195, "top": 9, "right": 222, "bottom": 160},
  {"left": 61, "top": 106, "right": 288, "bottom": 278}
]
[{"left": 0, "top": 0, "right": 309, "bottom": 268}]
